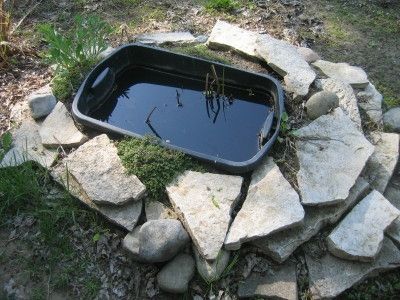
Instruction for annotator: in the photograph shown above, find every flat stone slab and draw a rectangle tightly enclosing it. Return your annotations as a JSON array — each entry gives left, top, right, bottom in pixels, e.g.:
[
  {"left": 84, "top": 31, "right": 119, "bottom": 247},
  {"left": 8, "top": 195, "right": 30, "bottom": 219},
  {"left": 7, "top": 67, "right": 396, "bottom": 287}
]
[
  {"left": 63, "top": 134, "right": 146, "bottom": 206},
  {"left": 27, "top": 84, "right": 57, "bottom": 119},
  {"left": 166, "top": 171, "right": 243, "bottom": 261},
  {"left": 315, "top": 78, "right": 362, "bottom": 127},
  {"left": 39, "top": 102, "right": 88, "bottom": 148},
  {"left": 225, "top": 157, "right": 304, "bottom": 250},
  {"left": 51, "top": 163, "right": 142, "bottom": 231},
  {"left": 207, "top": 20, "right": 259, "bottom": 57},
  {"left": 1, "top": 120, "right": 58, "bottom": 168},
  {"left": 253, "top": 177, "right": 369, "bottom": 263},
  {"left": 193, "top": 247, "right": 230, "bottom": 283},
  {"left": 136, "top": 31, "right": 196, "bottom": 45},
  {"left": 237, "top": 260, "right": 297, "bottom": 300},
  {"left": 307, "top": 238, "right": 400, "bottom": 299},
  {"left": 255, "top": 35, "right": 316, "bottom": 96},
  {"left": 312, "top": 60, "right": 369, "bottom": 89},
  {"left": 362, "top": 132, "right": 399, "bottom": 193},
  {"left": 357, "top": 83, "right": 383, "bottom": 124},
  {"left": 327, "top": 190, "right": 399, "bottom": 262},
  {"left": 295, "top": 108, "right": 374, "bottom": 205}
]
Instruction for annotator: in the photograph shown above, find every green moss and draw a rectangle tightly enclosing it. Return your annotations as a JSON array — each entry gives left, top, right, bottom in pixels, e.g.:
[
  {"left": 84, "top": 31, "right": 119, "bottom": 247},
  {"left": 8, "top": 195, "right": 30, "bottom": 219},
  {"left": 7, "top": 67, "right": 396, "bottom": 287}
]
[
  {"left": 205, "top": 0, "right": 239, "bottom": 13},
  {"left": 171, "top": 44, "right": 232, "bottom": 65},
  {"left": 117, "top": 136, "right": 205, "bottom": 200}
]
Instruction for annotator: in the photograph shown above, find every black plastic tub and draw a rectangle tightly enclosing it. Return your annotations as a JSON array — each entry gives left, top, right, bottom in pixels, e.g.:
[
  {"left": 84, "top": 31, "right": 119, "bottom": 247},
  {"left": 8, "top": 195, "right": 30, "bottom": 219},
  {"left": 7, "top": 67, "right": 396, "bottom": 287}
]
[{"left": 72, "top": 44, "right": 284, "bottom": 173}]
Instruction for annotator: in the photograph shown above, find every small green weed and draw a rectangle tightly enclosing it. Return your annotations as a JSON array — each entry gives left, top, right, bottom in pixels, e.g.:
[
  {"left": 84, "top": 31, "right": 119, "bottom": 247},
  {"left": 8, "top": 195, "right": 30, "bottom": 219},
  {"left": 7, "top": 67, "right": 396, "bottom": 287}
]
[
  {"left": 205, "top": 0, "right": 239, "bottom": 13},
  {"left": 117, "top": 136, "right": 205, "bottom": 200},
  {"left": 0, "top": 131, "right": 12, "bottom": 161}
]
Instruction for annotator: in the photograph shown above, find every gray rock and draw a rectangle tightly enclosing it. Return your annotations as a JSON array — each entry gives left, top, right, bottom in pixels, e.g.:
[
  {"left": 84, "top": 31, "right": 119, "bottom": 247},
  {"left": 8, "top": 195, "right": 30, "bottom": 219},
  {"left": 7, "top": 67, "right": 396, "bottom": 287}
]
[
  {"left": 122, "top": 226, "right": 142, "bottom": 260},
  {"left": 224, "top": 157, "right": 304, "bottom": 250},
  {"left": 387, "top": 218, "right": 400, "bottom": 244},
  {"left": 305, "top": 91, "right": 339, "bottom": 120},
  {"left": 255, "top": 35, "right": 316, "bottom": 97},
  {"left": 136, "top": 32, "right": 196, "bottom": 45},
  {"left": 253, "top": 177, "right": 369, "bottom": 263},
  {"left": 327, "top": 190, "right": 399, "bottom": 262},
  {"left": 207, "top": 20, "right": 259, "bottom": 57},
  {"left": 139, "top": 219, "right": 190, "bottom": 263},
  {"left": 27, "top": 85, "right": 57, "bottom": 119},
  {"left": 385, "top": 176, "right": 400, "bottom": 244},
  {"left": 295, "top": 108, "right": 374, "bottom": 205},
  {"left": 39, "top": 102, "right": 88, "bottom": 148},
  {"left": 237, "top": 260, "right": 297, "bottom": 300},
  {"left": 194, "top": 35, "right": 208, "bottom": 44},
  {"left": 362, "top": 132, "right": 399, "bottom": 193},
  {"left": 98, "top": 46, "right": 115, "bottom": 59},
  {"left": 145, "top": 200, "right": 177, "bottom": 221},
  {"left": 1, "top": 120, "right": 58, "bottom": 168},
  {"left": 307, "top": 238, "right": 400, "bottom": 299},
  {"left": 297, "top": 46, "right": 320, "bottom": 63},
  {"left": 193, "top": 247, "right": 230, "bottom": 283},
  {"left": 157, "top": 253, "right": 195, "bottom": 294},
  {"left": 316, "top": 78, "right": 362, "bottom": 128},
  {"left": 357, "top": 83, "right": 383, "bottom": 124},
  {"left": 51, "top": 163, "right": 143, "bottom": 231},
  {"left": 63, "top": 134, "right": 146, "bottom": 206},
  {"left": 383, "top": 107, "right": 400, "bottom": 132},
  {"left": 312, "top": 60, "right": 369, "bottom": 89},
  {"left": 167, "top": 171, "right": 243, "bottom": 260}
]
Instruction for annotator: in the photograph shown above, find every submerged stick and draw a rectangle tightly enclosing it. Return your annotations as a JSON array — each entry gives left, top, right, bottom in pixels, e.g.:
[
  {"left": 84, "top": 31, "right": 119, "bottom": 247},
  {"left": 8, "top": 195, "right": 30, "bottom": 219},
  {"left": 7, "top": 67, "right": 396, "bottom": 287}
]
[
  {"left": 210, "top": 64, "right": 220, "bottom": 94},
  {"left": 145, "top": 106, "right": 157, "bottom": 124}
]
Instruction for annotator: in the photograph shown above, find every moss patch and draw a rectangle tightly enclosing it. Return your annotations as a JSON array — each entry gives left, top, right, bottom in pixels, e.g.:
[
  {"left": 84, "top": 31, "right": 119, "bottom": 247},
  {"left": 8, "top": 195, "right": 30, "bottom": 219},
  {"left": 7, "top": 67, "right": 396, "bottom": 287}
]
[
  {"left": 170, "top": 44, "right": 232, "bottom": 65},
  {"left": 117, "top": 136, "right": 205, "bottom": 200}
]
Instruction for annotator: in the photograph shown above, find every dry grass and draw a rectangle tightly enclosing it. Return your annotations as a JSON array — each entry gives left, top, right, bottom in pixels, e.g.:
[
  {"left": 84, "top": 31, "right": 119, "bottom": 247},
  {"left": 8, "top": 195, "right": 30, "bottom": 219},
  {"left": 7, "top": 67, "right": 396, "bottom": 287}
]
[{"left": 0, "top": 0, "right": 11, "bottom": 65}]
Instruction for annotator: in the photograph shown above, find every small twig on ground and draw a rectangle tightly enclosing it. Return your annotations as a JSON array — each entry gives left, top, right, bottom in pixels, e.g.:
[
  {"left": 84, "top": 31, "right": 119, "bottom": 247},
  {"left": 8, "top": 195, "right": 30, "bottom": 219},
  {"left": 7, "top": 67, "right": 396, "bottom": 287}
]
[{"left": 145, "top": 106, "right": 157, "bottom": 124}]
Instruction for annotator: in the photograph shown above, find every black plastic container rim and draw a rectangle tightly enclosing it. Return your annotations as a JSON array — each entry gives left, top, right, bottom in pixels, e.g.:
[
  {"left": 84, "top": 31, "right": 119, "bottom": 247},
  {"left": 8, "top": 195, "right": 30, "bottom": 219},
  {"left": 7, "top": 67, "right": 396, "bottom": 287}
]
[{"left": 72, "top": 43, "right": 285, "bottom": 173}]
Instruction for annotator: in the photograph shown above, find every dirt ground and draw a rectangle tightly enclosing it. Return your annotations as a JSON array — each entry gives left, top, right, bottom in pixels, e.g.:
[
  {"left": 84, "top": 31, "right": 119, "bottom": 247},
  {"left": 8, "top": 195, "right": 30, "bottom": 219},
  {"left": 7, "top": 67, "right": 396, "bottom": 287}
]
[{"left": 1, "top": 0, "right": 400, "bottom": 299}]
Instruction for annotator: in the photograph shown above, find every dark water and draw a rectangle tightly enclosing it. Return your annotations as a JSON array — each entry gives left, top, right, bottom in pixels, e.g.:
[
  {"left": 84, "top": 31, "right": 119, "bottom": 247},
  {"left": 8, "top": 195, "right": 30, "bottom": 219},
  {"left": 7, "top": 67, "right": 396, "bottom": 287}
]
[{"left": 91, "top": 67, "right": 272, "bottom": 162}]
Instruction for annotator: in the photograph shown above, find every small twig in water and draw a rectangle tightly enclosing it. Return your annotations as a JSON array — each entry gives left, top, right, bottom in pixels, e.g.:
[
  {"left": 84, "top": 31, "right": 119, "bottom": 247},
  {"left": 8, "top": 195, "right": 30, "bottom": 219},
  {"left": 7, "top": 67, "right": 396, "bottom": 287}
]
[
  {"left": 176, "top": 89, "right": 182, "bottom": 107},
  {"left": 210, "top": 64, "right": 220, "bottom": 94},
  {"left": 145, "top": 106, "right": 157, "bottom": 124}
]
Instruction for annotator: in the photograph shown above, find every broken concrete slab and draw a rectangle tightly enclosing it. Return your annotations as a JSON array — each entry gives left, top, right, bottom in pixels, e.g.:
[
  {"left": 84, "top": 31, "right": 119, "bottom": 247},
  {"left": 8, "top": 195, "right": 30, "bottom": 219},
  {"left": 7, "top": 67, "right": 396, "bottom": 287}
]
[
  {"left": 1, "top": 120, "right": 58, "bottom": 168},
  {"left": 307, "top": 238, "right": 400, "bottom": 299},
  {"left": 357, "top": 83, "right": 383, "bottom": 124},
  {"left": 237, "top": 260, "right": 297, "bottom": 300},
  {"left": 136, "top": 31, "right": 196, "bottom": 45},
  {"left": 63, "top": 134, "right": 146, "bottom": 206},
  {"left": 51, "top": 163, "right": 143, "bottom": 231},
  {"left": 225, "top": 157, "right": 304, "bottom": 250},
  {"left": 327, "top": 190, "right": 399, "bottom": 262},
  {"left": 166, "top": 171, "right": 243, "bottom": 261},
  {"left": 206, "top": 20, "right": 259, "bottom": 57},
  {"left": 315, "top": 78, "right": 362, "bottom": 127},
  {"left": 312, "top": 60, "right": 369, "bottom": 89},
  {"left": 295, "top": 108, "right": 374, "bottom": 206},
  {"left": 39, "top": 102, "right": 88, "bottom": 148},
  {"left": 255, "top": 35, "right": 316, "bottom": 96},
  {"left": 362, "top": 132, "right": 399, "bottom": 193},
  {"left": 253, "top": 177, "right": 369, "bottom": 263}
]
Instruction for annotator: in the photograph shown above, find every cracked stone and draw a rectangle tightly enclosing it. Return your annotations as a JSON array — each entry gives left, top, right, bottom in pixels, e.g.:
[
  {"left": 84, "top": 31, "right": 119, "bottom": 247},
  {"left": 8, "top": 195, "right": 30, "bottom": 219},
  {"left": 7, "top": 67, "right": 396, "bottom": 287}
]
[{"left": 357, "top": 83, "right": 383, "bottom": 124}]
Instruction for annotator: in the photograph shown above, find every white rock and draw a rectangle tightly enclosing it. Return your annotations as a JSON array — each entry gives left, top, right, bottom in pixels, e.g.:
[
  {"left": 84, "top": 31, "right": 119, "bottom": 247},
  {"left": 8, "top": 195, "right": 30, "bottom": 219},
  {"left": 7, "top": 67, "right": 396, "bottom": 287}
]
[
  {"left": 51, "top": 163, "right": 143, "bottom": 231},
  {"left": 297, "top": 46, "right": 320, "bottom": 63},
  {"left": 27, "top": 85, "right": 57, "bottom": 119},
  {"left": 166, "top": 171, "right": 243, "bottom": 261},
  {"left": 307, "top": 238, "right": 400, "bottom": 299},
  {"left": 295, "top": 108, "right": 374, "bottom": 205},
  {"left": 255, "top": 35, "right": 316, "bottom": 97},
  {"left": 39, "top": 102, "right": 88, "bottom": 148},
  {"left": 327, "top": 190, "right": 400, "bottom": 262},
  {"left": 357, "top": 83, "right": 383, "bottom": 124},
  {"left": 63, "top": 134, "right": 146, "bottom": 206},
  {"left": 122, "top": 226, "right": 142, "bottom": 260},
  {"left": 237, "top": 260, "right": 298, "bottom": 300},
  {"left": 224, "top": 157, "right": 304, "bottom": 250},
  {"left": 383, "top": 107, "right": 400, "bottom": 132},
  {"left": 136, "top": 32, "right": 196, "bottom": 45},
  {"left": 362, "top": 132, "right": 399, "bottom": 193},
  {"left": 206, "top": 20, "right": 259, "bottom": 57},
  {"left": 145, "top": 200, "right": 177, "bottom": 221},
  {"left": 316, "top": 78, "right": 362, "bottom": 127},
  {"left": 253, "top": 177, "right": 369, "bottom": 263},
  {"left": 193, "top": 247, "right": 230, "bottom": 283},
  {"left": 312, "top": 60, "right": 369, "bottom": 89},
  {"left": 1, "top": 120, "right": 58, "bottom": 168}
]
